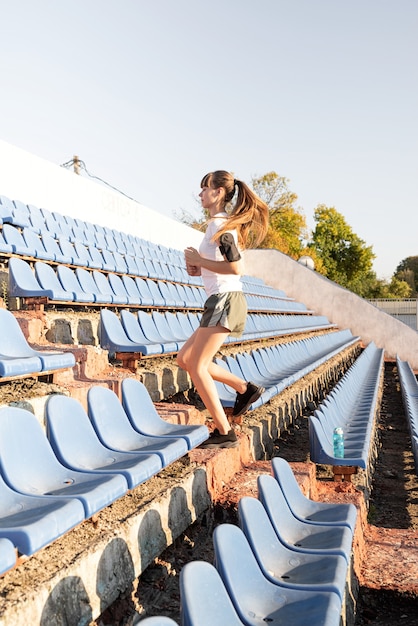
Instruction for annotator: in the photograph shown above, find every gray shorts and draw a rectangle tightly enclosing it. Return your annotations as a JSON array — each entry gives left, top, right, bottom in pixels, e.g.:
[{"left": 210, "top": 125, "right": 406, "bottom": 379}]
[{"left": 200, "top": 291, "right": 247, "bottom": 338}]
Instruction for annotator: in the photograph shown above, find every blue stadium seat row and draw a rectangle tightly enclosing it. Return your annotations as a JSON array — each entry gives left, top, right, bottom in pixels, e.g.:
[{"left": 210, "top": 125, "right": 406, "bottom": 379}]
[
  {"left": 309, "top": 342, "right": 384, "bottom": 469},
  {"left": 8, "top": 257, "right": 301, "bottom": 317},
  {"left": 0, "top": 308, "right": 75, "bottom": 378},
  {"left": 99, "top": 309, "right": 340, "bottom": 358},
  {"left": 8, "top": 258, "right": 206, "bottom": 308},
  {"left": 396, "top": 357, "right": 418, "bottom": 474},
  {"left": 1, "top": 195, "right": 298, "bottom": 303},
  {"left": 214, "top": 329, "right": 359, "bottom": 411},
  {"left": 0, "top": 380, "right": 207, "bottom": 562},
  {"left": 179, "top": 458, "right": 354, "bottom": 625}
]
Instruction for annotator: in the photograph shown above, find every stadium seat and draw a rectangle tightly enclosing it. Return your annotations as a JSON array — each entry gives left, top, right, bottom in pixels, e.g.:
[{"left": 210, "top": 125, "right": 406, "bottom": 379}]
[
  {"left": 120, "top": 310, "right": 164, "bottom": 356},
  {"left": 271, "top": 457, "right": 357, "bottom": 532},
  {"left": 34, "top": 262, "right": 75, "bottom": 301},
  {"left": 108, "top": 273, "right": 141, "bottom": 305},
  {"left": 257, "top": 474, "right": 353, "bottom": 562},
  {"left": 0, "top": 407, "right": 127, "bottom": 518},
  {"left": 45, "top": 395, "right": 162, "bottom": 489},
  {"left": 0, "top": 308, "right": 75, "bottom": 375},
  {"left": 121, "top": 377, "right": 209, "bottom": 449},
  {"left": 213, "top": 523, "right": 342, "bottom": 626},
  {"left": 93, "top": 270, "right": 128, "bottom": 304},
  {"left": 57, "top": 265, "right": 95, "bottom": 302},
  {"left": 238, "top": 496, "right": 348, "bottom": 599},
  {"left": 137, "top": 310, "right": 178, "bottom": 352},
  {"left": 87, "top": 386, "right": 189, "bottom": 465},
  {"left": 76, "top": 268, "right": 112, "bottom": 304},
  {"left": 100, "top": 309, "right": 150, "bottom": 354},
  {"left": 0, "top": 471, "right": 84, "bottom": 556},
  {"left": 180, "top": 560, "right": 246, "bottom": 626}
]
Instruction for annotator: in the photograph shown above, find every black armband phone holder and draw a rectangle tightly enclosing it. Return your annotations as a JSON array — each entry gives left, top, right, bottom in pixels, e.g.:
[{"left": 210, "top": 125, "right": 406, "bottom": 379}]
[{"left": 219, "top": 233, "right": 241, "bottom": 262}]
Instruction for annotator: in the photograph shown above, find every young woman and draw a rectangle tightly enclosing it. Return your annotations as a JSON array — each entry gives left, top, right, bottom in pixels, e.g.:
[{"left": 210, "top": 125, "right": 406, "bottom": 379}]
[{"left": 177, "top": 170, "right": 269, "bottom": 448}]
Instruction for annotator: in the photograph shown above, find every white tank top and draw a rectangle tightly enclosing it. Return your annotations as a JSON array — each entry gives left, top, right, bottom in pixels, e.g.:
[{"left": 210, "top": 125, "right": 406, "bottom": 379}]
[{"left": 199, "top": 213, "right": 243, "bottom": 297}]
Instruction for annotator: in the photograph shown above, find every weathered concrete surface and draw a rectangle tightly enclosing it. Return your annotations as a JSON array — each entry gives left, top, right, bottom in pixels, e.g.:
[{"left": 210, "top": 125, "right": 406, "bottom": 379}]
[
  {"left": 0, "top": 465, "right": 211, "bottom": 626},
  {"left": 244, "top": 248, "right": 418, "bottom": 369}
]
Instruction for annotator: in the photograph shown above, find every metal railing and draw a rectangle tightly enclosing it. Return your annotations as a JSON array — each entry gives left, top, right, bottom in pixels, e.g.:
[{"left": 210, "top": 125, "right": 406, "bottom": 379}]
[{"left": 367, "top": 298, "right": 418, "bottom": 331}]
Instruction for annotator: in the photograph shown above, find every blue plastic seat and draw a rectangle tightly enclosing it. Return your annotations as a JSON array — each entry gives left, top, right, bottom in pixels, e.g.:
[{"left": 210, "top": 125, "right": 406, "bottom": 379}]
[
  {"left": 152, "top": 311, "right": 185, "bottom": 349},
  {"left": 121, "top": 275, "right": 145, "bottom": 303},
  {"left": 34, "top": 262, "right": 75, "bottom": 301},
  {"left": 133, "top": 278, "right": 155, "bottom": 306},
  {"left": 180, "top": 560, "right": 246, "bottom": 626},
  {"left": 213, "top": 523, "right": 342, "bottom": 626},
  {"left": 121, "top": 377, "right": 209, "bottom": 449},
  {"left": 0, "top": 538, "right": 16, "bottom": 575},
  {"left": 100, "top": 309, "right": 146, "bottom": 353},
  {"left": 45, "top": 395, "right": 162, "bottom": 489},
  {"left": 2, "top": 224, "right": 38, "bottom": 257},
  {"left": 157, "top": 281, "right": 177, "bottom": 307},
  {"left": 137, "top": 311, "right": 178, "bottom": 353},
  {"left": 57, "top": 265, "right": 95, "bottom": 303},
  {"left": 271, "top": 457, "right": 357, "bottom": 532},
  {"left": 8, "top": 257, "right": 54, "bottom": 300},
  {"left": 22, "top": 228, "right": 52, "bottom": 260},
  {"left": 120, "top": 310, "right": 164, "bottom": 356},
  {"left": 145, "top": 279, "right": 166, "bottom": 306},
  {"left": 0, "top": 407, "right": 127, "bottom": 518},
  {"left": 57, "top": 236, "right": 76, "bottom": 264},
  {"left": 0, "top": 308, "right": 75, "bottom": 375},
  {"left": 238, "top": 496, "right": 348, "bottom": 599},
  {"left": 76, "top": 268, "right": 112, "bottom": 304},
  {"left": 93, "top": 271, "right": 128, "bottom": 304},
  {"left": 108, "top": 273, "right": 141, "bottom": 305},
  {"left": 0, "top": 195, "right": 14, "bottom": 223},
  {"left": 0, "top": 470, "right": 84, "bottom": 556},
  {"left": 87, "top": 386, "right": 189, "bottom": 465},
  {"left": 258, "top": 475, "right": 353, "bottom": 562},
  {"left": 38, "top": 231, "right": 70, "bottom": 263},
  {"left": 86, "top": 244, "right": 105, "bottom": 269}
]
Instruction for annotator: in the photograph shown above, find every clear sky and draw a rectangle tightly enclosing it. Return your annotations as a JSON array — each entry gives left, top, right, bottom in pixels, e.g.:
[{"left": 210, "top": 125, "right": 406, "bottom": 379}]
[{"left": 1, "top": 0, "right": 417, "bottom": 279}]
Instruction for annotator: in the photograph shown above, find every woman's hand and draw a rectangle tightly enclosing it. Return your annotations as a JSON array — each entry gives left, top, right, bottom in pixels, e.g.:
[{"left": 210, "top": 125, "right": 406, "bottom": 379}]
[{"left": 184, "top": 247, "right": 201, "bottom": 266}]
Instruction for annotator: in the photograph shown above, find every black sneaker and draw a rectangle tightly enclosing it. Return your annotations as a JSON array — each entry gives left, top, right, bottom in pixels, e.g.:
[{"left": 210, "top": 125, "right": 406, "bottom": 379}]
[
  {"left": 233, "top": 382, "right": 265, "bottom": 417},
  {"left": 199, "top": 428, "right": 239, "bottom": 449}
]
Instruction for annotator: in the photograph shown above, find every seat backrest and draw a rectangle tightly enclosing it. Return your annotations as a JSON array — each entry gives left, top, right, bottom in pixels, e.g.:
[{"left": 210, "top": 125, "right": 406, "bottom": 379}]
[
  {"left": 87, "top": 385, "right": 145, "bottom": 447},
  {"left": 0, "top": 407, "right": 73, "bottom": 494},
  {"left": 121, "top": 377, "right": 164, "bottom": 430},
  {"left": 57, "top": 265, "right": 94, "bottom": 301},
  {"left": 257, "top": 473, "right": 301, "bottom": 541},
  {"left": 0, "top": 308, "right": 37, "bottom": 358},
  {"left": 35, "top": 262, "right": 74, "bottom": 301},
  {"left": 99, "top": 309, "right": 138, "bottom": 351},
  {"left": 120, "top": 310, "right": 152, "bottom": 344},
  {"left": 180, "top": 560, "right": 245, "bottom": 626},
  {"left": 8, "top": 257, "right": 44, "bottom": 297}
]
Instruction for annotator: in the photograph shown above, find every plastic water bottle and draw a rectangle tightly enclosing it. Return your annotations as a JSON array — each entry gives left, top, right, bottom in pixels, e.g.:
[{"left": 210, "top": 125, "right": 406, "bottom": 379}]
[{"left": 333, "top": 427, "right": 344, "bottom": 459}]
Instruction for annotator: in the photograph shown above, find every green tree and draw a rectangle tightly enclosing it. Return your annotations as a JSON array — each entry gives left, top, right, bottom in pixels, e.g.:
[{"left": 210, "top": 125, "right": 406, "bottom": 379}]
[
  {"left": 251, "top": 172, "right": 308, "bottom": 257},
  {"left": 309, "top": 205, "right": 375, "bottom": 295},
  {"left": 394, "top": 256, "right": 418, "bottom": 296}
]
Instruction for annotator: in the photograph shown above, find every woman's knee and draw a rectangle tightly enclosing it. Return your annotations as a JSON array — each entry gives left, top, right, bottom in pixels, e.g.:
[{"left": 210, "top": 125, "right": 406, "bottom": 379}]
[{"left": 176, "top": 351, "right": 188, "bottom": 370}]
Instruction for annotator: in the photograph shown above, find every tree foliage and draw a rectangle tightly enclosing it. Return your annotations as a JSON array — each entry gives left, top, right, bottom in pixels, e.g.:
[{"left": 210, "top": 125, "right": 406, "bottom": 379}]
[
  {"left": 251, "top": 172, "right": 308, "bottom": 258},
  {"left": 394, "top": 256, "right": 418, "bottom": 296},
  {"left": 308, "top": 205, "right": 376, "bottom": 295}
]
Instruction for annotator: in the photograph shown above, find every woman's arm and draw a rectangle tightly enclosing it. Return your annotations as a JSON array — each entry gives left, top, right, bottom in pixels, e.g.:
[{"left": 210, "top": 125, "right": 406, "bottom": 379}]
[{"left": 184, "top": 247, "right": 243, "bottom": 275}]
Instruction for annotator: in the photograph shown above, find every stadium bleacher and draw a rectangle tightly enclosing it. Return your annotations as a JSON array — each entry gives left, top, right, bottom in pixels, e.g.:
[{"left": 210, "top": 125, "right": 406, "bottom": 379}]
[{"left": 0, "top": 191, "right": 415, "bottom": 625}]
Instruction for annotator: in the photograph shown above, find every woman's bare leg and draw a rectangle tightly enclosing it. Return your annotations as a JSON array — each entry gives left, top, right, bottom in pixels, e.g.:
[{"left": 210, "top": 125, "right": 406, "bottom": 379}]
[{"left": 177, "top": 326, "right": 237, "bottom": 434}]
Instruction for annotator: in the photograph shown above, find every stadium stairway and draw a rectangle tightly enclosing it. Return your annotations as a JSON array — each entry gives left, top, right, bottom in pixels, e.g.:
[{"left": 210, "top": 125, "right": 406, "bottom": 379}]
[{"left": 0, "top": 190, "right": 417, "bottom": 624}]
